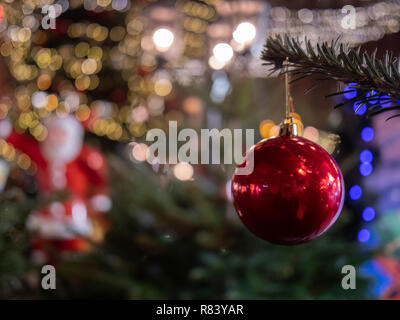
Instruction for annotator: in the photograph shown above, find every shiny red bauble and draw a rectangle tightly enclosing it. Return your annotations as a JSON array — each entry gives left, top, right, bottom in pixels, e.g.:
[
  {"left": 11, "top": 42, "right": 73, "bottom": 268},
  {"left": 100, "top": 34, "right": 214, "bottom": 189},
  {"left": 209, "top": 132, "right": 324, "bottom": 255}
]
[{"left": 232, "top": 135, "right": 344, "bottom": 245}]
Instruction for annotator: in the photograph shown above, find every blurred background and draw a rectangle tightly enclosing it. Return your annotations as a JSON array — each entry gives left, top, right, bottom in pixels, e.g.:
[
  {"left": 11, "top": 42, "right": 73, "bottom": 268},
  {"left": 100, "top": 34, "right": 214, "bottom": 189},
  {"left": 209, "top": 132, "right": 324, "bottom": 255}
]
[{"left": 0, "top": 0, "right": 400, "bottom": 299}]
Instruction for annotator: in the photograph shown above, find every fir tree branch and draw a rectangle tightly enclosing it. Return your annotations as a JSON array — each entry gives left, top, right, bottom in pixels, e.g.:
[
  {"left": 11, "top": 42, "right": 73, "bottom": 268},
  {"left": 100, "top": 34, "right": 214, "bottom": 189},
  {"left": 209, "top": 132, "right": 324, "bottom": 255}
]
[{"left": 261, "top": 35, "right": 400, "bottom": 119}]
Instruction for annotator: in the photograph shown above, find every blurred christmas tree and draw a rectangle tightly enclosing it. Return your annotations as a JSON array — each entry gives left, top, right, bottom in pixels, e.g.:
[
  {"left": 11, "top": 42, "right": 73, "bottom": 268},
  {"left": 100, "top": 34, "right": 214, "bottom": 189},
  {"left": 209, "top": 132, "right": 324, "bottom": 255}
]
[{"left": 0, "top": 1, "right": 373, "bottom": 299}]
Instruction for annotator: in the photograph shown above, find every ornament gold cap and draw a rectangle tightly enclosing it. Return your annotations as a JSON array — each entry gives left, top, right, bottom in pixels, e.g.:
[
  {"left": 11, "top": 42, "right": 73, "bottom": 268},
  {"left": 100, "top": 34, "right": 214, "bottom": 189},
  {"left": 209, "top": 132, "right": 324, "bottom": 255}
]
[{"left": 279, "top": 117, "right": 298, "bottom": 136}]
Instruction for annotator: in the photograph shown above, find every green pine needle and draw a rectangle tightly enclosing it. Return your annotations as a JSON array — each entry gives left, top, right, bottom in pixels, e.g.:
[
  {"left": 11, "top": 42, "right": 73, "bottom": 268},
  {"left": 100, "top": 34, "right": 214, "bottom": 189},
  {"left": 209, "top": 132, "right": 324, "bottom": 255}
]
[{"left": 262, "top": 35, "right": 400, "bottom": 120}]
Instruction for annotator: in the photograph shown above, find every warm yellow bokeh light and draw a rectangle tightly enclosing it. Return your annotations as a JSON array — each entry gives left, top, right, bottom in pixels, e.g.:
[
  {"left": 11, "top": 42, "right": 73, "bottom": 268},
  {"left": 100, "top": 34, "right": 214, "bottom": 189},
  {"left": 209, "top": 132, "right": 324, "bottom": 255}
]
[
  {"left": 37, "top": 74, "right": 52, "bottom": 90},
  {"left": 259, "top": 120, "right": 275, "bottom": 139},
  {"left": 154, "top": 78, "right": 172, "bottom": 96}
]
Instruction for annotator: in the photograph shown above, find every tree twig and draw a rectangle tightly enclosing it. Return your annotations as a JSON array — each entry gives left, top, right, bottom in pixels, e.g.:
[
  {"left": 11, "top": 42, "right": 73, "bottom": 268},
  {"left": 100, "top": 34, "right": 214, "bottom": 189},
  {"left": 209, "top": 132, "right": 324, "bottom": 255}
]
[{"left": 262, "top": 35, "right": 400, "bottom": 120}]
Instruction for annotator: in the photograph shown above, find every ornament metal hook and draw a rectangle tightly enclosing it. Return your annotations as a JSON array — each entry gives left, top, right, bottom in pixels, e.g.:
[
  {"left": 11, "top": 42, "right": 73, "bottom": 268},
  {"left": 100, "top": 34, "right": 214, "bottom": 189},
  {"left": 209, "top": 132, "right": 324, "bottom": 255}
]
[{"left": 279, "top": 57, "right": 298, "bottom": 137}]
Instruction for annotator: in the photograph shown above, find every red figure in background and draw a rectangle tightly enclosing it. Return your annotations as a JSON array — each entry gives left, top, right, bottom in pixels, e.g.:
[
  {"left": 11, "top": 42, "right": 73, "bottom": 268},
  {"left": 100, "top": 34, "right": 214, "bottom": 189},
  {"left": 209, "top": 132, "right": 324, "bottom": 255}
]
[{"left": 6, "top": 115, "right": 110, "bottom": 262}]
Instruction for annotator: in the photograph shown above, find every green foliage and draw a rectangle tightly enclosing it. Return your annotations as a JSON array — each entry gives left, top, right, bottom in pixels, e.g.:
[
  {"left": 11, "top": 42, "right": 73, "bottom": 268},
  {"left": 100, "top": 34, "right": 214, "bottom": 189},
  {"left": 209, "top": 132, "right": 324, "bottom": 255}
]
[
  {"left": 0, "top": 188, "right": 37, "bottom": 298},
  {"left": 262, "top": 35, "right": 400, "bottom": 120},
  {"left": 33, "top": 156, "right": 369, "bottom": 299},
  {"left": 0, "top": 155, "right": 371, "bottom": 299}
]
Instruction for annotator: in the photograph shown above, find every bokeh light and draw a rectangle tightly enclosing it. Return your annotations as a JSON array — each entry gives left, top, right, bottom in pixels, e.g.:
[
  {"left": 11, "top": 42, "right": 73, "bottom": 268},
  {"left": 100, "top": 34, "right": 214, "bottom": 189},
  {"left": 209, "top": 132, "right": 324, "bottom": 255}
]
[
  {"left": 361, "top": 127, "right": 374, "bottom": 142},
  {"left": 233, "top": 22, "right": 256, "bottom": 44},
  {"left": 360, "top": 149, "right": 373, "bottom": 163},
  {"left": 353, "top": 102, "right": 367, "bottom": 115},
  {"left": 359, "top": 162, "right": 373, "bottom": 176},
  {"left": 358, "top": 229, "right": 370, "bottom": 242},
  {"left": 303, "top": 126, "right": 319, "bottom": 143},
  {"left": 132, "top": 143, "right": 148, "bottom": 162},
  {"left": 349, "top": 185, "right": 362, "bottom": 200},
  {"left": 174, "top": 162, "right": 194, "bottom": 181},
  {"left": 344, "top": 83, "right": 357, "bottom": 100},
  {"left": 213, "top": 43, "right": 233, "bottom": 64},
  {"left": 153, "top": 28, "right": 174, "bottom": 52},
  {"left": 362, "top": 207, "right": 376, "bottom": 222}
]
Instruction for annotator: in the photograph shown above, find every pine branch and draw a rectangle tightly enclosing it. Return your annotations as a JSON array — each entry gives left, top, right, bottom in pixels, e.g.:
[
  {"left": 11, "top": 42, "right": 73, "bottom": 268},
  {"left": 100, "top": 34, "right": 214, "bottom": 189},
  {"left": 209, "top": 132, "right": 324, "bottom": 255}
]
[{"left": 262, "top": 35, "right": 400, "bottom": 120}]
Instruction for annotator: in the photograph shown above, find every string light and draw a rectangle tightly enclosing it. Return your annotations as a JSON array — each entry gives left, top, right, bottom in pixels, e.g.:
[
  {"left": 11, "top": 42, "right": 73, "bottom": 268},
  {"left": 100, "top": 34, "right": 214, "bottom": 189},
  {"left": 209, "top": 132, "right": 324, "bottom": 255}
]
[
  {"left": 0, "top": 0, "right": 393, "bottom": 150},
  {"left": 208, "top": 56, "right": 225, "bottom": 70},
  {"left": 212, "top": 43, "right": 234, "bottom": 64},
  {"left": 131, "top": 143, "right": 148, "bottom": 162},
  {"left": 339, "top": 38, "right": 377, "bottom": 246},
  {"left": 362, "top": 207, "right": 376, "bottom": 222},
  {"left": 379, "top": 95, "right": 392, "bottom": 108},
  {"left": 358, "top": 229, "right": 370, "bottom": 243},
  {"left": 153, "top": 28, "right": 174, "bottom": 52},
  {"left": 359, "top": 162, "right": 373, "bottom": 176},
  {"left": 344, "top": 83, "right": 358, "bottom": 100},
  {"left": 361, "top": 127, "right": 374, "bottom": 142},
  {"left": 0, "top": 138, "right": 35, "bottom": 174},
  {"left": 173, "top": 162, "right": 194, "bottom": 181},
  {"left": 303, "top": 126, "right": 319, "bottom": 143},
  {"left": 353, "top": 102, "right": 367, "bottom": 116},
  {"left": 268, "top": 1, "right": 400, "bottom": 47},
  {"left": 232, "top": 22, "right": 256, "bottom": 44},
  {"left": 349, "top": 185, "right": 362, "bottom": 200},
  {"left": 366, "top": 91, "right": 379, "bottom": 104},
  {"left": 360, "top": 149, "right": 373, "bottom": 163}
]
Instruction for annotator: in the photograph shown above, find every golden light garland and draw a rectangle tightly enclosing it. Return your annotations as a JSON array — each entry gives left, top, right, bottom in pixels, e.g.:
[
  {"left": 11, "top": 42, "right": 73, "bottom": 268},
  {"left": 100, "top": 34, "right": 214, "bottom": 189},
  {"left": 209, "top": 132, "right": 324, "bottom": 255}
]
[
  {"left": 0, "top": 0, "right": 394, "bottom": 157},
  {"left": 268, "top": 1, "right": 400, "bottom": 46}
]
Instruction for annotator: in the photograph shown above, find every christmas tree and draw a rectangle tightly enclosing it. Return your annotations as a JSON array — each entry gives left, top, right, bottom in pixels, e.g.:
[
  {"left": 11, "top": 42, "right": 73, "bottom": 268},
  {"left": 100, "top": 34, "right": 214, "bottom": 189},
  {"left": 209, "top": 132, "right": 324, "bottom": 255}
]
[{"left": 2, "top": 0, "right": 400, "bottom": 300}]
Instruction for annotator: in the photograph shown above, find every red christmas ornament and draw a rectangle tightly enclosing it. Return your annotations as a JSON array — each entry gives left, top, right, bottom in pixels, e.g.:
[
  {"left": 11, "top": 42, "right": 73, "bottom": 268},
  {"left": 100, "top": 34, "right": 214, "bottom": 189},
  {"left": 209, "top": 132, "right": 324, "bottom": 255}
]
[{"left": 232, "top": 134, "right": 344, "bottom": 245}]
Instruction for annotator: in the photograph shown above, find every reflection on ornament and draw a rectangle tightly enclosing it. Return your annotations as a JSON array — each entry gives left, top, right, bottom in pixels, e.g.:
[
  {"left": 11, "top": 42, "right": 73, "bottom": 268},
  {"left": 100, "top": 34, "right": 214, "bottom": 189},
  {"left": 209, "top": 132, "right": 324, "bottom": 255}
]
[{"left": 226, "top": 179, "right": 232, "bottom": 201}]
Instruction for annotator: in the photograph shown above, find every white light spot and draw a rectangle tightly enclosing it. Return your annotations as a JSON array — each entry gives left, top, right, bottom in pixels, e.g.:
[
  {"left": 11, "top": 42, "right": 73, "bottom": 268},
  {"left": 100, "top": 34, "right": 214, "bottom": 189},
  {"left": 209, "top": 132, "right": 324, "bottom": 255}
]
[
  {"left": 213, "top": 43, "right": 233, "bottom": 64},
  {"left": 233, "top": 22, "right": 256, "bottom": 44},
  {"left": 153, "top": 28, "right": 174, "bottom": 52}
]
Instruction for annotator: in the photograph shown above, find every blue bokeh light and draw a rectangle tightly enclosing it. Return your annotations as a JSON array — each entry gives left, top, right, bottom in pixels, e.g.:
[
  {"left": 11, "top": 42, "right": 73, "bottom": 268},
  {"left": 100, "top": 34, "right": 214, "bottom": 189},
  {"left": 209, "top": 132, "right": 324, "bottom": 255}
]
[
  {"left": 344, "top": 83, "right": 358, "bottom": 100},
  {"left": 360, "top": 261, "right": 391, "bottom": 297},
  {"left": 379, "top": 95, "right": 392, "bottom": 108},
  {"left": 361, "top": 127, "right": 374, "bottom": 142},
  {"left": 349, "top": 185, "right": 362, "bottom": 200},
  {"left": 353, "top": 102, "right": 367, "bottom": 115},
  {"left": 359, "top": 162, "right": 373, "bottom": 176},
  {"left": 360, "top": 149, "right": 373, "bottom": 163},
  {"left": 358, "top": 229, "right": 370, "bottom": 242},
  {"left": 366, "top": 91, "right": 378, "bottom": 104},
  {"left": 362, "top": 207, "right": 376, "bottom": 222}
]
